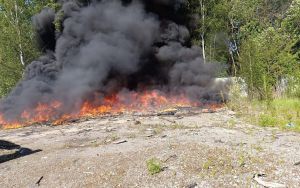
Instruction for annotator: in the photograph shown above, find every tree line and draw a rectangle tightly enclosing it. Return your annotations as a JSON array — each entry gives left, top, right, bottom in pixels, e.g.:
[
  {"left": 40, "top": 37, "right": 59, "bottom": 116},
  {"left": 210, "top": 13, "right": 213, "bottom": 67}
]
[
  {"left": 188, "top": 0, "right": 300, "bottom": 100},
  {"left": 0, "top": 0, "right": 300, "bottom": 100}
]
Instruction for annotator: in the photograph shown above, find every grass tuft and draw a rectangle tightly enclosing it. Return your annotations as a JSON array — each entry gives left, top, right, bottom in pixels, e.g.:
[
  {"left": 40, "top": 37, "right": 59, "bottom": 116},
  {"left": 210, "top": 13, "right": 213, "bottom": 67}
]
[{"left": 146, "top": 158, "right": 163, "bottom": 175}]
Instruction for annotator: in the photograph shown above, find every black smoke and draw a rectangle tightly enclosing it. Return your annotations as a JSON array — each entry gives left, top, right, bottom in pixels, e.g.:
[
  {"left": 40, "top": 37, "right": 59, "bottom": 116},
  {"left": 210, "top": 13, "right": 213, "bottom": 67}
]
[{"left": 0, "top": 0, "right": 225, "bottom": 121}]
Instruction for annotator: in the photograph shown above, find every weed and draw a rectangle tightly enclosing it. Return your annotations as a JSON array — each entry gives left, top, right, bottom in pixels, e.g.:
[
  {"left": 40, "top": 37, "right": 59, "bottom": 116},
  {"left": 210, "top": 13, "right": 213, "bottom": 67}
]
[
  {"left": 251, "top": 144, "right": 264, "bottom": 152},
  {"left": 227, "top": 119, "right": 237, "bottom": 128},
  {"left": 110, "top": 134, "right": 120, "bottom": 141},
  {"left": 202, "top": 159, "right": 213, "bottom": 170},
  {"left": 258, "top": 114, "right": 277, "bottom": 127},
  {"left": 238, "top": 153, "right": 246, "bottom": 167},
  {"left": 146, "top": 158, "right": 163, "bottom": 175}
]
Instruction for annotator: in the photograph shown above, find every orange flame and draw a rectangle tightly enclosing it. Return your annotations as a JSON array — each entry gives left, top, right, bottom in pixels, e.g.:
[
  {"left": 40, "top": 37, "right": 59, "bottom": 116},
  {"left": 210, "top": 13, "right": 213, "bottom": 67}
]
[{"left": 0, "top": 90, "right": 221, "bottom": 129}]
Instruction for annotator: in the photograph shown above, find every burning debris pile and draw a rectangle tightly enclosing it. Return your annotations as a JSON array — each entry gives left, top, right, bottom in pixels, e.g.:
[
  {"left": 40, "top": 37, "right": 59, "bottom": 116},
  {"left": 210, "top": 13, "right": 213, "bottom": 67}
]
[{"left": 0, "top": 0, "right": 226, "bottom": 128}]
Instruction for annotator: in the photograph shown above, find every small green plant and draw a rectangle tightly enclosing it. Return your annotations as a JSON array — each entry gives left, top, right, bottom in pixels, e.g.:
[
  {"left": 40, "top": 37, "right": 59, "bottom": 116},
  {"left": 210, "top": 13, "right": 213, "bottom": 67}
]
[
  {"left": 227, "top": 119, "right": 237, "bottom": 128},
  {"left": 146, "top": 158, "right": 163, "bottom": 175},
  {"left": 202, "top": 159, "right": 213, "bottom": 170},
  {"left": 238, "top": 153, "right": 246, "bottom": 167},
  {"left": 251, "top": 144, "right": 264, "bottom": 152},
  {"left": 258, "top": 114, "right": 277, "bottom": 127}
]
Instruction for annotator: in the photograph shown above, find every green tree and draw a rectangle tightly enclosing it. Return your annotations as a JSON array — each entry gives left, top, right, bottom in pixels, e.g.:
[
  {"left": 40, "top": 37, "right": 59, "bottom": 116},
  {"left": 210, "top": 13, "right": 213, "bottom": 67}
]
[
  {"left": 239, "top": 27, "right": 297, "bottom": 99},
  {"left": 0, "top": 0, "right": 56, "bottom": 96},
  {"left": 187, "top": 0, "right": 231, "bottom": 64}
]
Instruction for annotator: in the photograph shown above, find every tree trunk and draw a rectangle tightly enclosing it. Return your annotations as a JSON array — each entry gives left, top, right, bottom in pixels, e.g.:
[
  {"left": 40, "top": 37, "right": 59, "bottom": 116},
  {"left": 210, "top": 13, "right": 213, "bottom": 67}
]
[
  {"left": 201, "top": 34, "right": 206, "bottom": 63},
  {"left": 200, "top": 0, "right": 206, "bottom": 63},
  {"left": 14, "top": 1, "right": 25, "bottom": 66}
]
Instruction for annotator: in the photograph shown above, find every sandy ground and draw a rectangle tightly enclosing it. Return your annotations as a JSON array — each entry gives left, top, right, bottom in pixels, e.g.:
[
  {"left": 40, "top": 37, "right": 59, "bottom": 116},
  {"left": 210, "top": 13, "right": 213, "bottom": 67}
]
[{"left": 0, "top": 108, "right": 300, "bottom": 188}]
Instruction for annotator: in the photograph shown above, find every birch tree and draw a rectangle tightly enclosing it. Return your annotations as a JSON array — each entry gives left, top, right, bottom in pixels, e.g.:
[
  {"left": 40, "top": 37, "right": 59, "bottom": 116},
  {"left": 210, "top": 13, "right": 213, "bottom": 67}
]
[
  {"left": 0, "top": 0, "right": 53, "bottom": 96},
  {"left": 199, "top": 0, "right": 206, "bottom": 63}
]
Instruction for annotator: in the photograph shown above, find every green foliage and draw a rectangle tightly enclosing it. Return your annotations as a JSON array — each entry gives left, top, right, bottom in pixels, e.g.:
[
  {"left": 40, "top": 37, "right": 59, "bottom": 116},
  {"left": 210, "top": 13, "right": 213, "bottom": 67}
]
[
  {"left": 187, "top": 0, "right": 231, "bottom": 63},
  {"left": 146, "top": 158, "right": 163, "bottom": 175},
  {"left": 187, "top": 0, "right": 300, "bottom": 100},
  {"left": 239, "top": 27, "right": 298, "bottom": 99},
  {"left": 282, "top": 0, "right": 300, "bottom": 35},
  {"left": 0, "top": 0, "right": 57, "bottom": 97},
  {"left": 258, "top": 114, "right": 277, "bottom": 127}
]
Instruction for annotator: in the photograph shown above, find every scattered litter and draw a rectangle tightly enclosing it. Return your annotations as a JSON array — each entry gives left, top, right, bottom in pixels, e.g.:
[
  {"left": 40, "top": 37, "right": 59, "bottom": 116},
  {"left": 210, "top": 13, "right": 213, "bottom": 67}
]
[
  {"left": 164, "top": 154, "right": 177, "bottom": 162},
  {"left": 161, "top": 135, "right": 167, "bottom": 138},
  {"left": 157, "top": 108, "right": 177, "bottom": 116},
  {"left": 186, "top": 182, "right": 198, "bottom": 188},
  {"left": 113, "top": 140, "right": 127, "bottom": 144},
  {"left": 228, "top": 110, "right": 236, "bottom": 116},
  {"left": 159, "top": 117, "right": 176, "bottom": 124},
  {"left": 286, "top": 123, "right": 295, "bottom": 128},
  {"left": 214, "top": 139, "right": 225, "bottom": 144},
  {"left": 35, "top": 176, "right": 44, "bottom": 186},
  {"left": 201, "top": 108, "right": 219, "bottom": 116},
  {"left": 135, "top": 120, "right": 141, "bottom": 125},
  {"left": 294, "top": 161, "right": 300, "bottom": 166},
  {"left": 201, "top": 109, "right": 214, "bottom": 113},
  {"left": 106, "top": 127, "right": 117, "bottom": 132},
  {"left": 145, "top": 134, "right": 154, "bottom": 138},
  {"left": 83, "top": 172, "right": 94, "bottom": 175},
  {"left": 145, "top": 129, "right": 156, "bottom": 137},
  {"left": 253, "top": 174, "right": 286, "bottom": 188}
]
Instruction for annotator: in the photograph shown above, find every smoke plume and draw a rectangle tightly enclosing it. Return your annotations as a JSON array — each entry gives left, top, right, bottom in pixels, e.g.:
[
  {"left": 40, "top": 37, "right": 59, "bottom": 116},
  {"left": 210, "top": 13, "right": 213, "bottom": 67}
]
[{"left": 0, "top": 0, "right": 225, "bottom": 121}]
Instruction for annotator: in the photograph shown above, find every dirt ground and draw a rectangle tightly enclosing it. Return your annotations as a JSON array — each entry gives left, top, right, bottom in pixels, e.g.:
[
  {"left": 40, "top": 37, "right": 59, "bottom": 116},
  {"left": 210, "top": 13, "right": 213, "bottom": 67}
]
[{"left": 0, "top": 108, "right": 300, "bottom": 188}]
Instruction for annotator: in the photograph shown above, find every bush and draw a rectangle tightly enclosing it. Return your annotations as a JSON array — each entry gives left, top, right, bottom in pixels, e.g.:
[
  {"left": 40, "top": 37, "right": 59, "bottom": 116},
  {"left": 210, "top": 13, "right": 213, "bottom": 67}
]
[{"left": 239, "top": 27, "right": 298, "bottom": 100}]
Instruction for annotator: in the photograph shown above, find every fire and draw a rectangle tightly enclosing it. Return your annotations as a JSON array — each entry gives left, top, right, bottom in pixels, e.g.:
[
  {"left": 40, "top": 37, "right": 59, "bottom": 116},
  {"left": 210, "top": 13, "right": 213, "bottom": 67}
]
[{"left": 0, "top": 90, "right": 221, "bottom": 129}]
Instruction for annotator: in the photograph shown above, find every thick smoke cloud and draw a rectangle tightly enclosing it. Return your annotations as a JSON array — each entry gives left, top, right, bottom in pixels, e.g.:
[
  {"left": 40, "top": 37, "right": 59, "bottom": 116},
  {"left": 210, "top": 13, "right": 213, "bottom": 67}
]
[{"left": 0, "top": 0, "right": 225, "bottom": 121}]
